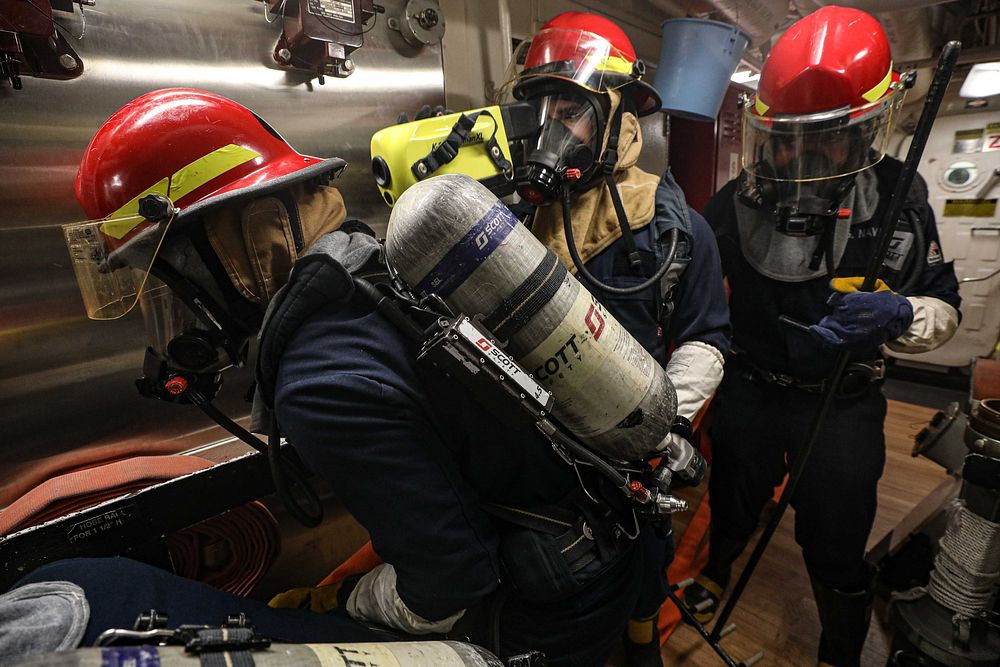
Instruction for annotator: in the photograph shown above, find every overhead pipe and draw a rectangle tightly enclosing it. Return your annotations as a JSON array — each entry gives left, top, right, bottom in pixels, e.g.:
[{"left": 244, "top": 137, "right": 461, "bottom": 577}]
[{"left": 794, "top": 0, "right": 961, "bottom": 13}]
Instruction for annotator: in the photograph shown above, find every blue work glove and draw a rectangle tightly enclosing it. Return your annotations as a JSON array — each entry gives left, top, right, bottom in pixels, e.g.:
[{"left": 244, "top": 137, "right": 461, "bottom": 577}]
[{"left": 809, "top": 277, "right": 914, "bottom": 352}]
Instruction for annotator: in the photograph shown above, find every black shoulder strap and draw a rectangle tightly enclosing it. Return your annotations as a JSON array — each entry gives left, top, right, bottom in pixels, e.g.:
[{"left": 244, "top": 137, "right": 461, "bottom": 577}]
[
  {"left": 651, "top": 174, "right": 696, "bottom": 336},
  {"left": 411, "top": 110, "right": 511, "bottom": 180},
  {"left": 653, "top": 228, "right": 688, "bottom": 336}
]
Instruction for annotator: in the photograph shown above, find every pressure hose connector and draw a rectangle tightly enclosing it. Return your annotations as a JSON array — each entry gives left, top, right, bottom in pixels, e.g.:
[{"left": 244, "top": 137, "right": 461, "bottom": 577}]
[{"left": 654, "top": 494, "right": 688, "bottom": 515}]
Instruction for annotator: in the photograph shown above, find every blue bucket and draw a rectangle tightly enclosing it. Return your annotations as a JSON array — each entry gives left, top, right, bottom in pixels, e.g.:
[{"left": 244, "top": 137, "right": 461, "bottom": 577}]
[{"left": 653, "top": 18, "right": 750, "bottom": 122}]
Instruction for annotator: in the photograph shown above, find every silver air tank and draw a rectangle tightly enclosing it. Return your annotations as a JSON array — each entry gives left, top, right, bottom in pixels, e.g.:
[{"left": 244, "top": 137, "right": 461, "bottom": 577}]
[
  {"left": 386, "top": 174, "right": 677, "bottom": 461},
  {"left": 12, "top": 642, "right": 504, "bottom": 667}
]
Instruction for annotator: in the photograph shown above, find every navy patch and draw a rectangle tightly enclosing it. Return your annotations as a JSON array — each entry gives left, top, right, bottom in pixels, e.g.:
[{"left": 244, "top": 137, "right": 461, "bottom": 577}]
[
  {"left": 884, "top": 230, "right": 914, "bottom": 271},
  {"left": 927, "top": 240, "right": 943, "bottom": 265}
]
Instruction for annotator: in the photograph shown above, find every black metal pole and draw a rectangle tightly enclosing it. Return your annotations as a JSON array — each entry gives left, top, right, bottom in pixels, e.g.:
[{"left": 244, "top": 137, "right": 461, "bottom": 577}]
[
  {"left": 708, "top": 41, "right": 962, "bottom": 644},
  {"left": 666, "top": 587, "right": 741, "bottom": 667}
]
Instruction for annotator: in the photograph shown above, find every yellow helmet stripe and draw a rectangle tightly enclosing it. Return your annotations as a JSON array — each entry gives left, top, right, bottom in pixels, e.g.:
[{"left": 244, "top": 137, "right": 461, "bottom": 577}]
[
  {"left": 754, "top": 97, "right": 770, "bottom": 116},
  {"left": 861, "top": 63, "right": 893, "bottom": 103},
  {"left": 583, "top": 52, "right": 634, "bottom": 76},
  {"left": 101, "top": 144, "right": 262, "bottom": 239}
]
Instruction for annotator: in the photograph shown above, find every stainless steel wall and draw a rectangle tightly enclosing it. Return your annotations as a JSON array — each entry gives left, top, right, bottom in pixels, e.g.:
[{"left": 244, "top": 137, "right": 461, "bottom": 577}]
[{"left": 0, "top": 0, "right": 445, "bottom": 501}]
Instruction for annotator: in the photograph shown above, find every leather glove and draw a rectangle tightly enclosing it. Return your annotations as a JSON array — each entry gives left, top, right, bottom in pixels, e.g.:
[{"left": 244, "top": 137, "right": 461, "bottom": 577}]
[
  {"left": 268, "top": 580, "right": 344, "bottom": 613},
  {"left": 809, "top": 277, "right": 914, "bottom": 352},
  {"left": 396, "top": 104, "right": 453, "bottom": 124}
]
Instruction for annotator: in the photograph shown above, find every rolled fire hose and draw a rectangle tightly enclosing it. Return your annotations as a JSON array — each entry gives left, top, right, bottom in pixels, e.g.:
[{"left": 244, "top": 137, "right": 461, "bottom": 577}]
[{"left": 0, "top": 456, "right": 280, "bottom": 596}]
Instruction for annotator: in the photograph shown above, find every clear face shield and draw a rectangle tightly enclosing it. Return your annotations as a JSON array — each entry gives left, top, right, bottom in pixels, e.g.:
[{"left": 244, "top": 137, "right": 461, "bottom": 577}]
[
  {"left": 515, "top": 90, "right": 605, "bottom": 205},
  {"left": 514, "top": 27, "right": 637, "bottom": 95},
  {"left": 738, "top": 85, "right": 905, "bottom": 235},
  {"left": 62, "top": 200, "right": 230, "bottom": 373},
  {"left": 62, "top": 208, "right": 175, "bottom": 320}
]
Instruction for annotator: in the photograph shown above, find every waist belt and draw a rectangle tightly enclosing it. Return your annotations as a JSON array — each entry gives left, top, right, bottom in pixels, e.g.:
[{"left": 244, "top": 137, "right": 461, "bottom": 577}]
[
  {"left": 484, "top": 503, "right": 599, "bottom": 574},
  {"left": 741, "top": 358, "right": 885, "bottom": 398}
]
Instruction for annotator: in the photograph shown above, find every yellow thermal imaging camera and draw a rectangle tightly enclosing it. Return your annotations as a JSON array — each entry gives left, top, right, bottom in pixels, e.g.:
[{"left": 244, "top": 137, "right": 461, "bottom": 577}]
[{"left": 370, "top": 102, "right": 538, "bottom": 207}]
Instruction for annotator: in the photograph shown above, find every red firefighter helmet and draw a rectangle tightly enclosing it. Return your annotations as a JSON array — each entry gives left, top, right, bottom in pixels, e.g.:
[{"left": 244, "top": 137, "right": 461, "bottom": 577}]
[
  {"left": 741, "top": 7, "right": 906, "bottom": 184},
  {"left": 753, "top": 6, "right": 899, "bottom": 118},
  {"left": 513, "top": 12, "right": 661, "bottom": 116},
  {"left": 76, "top": 88, "right": 344, "bottom": 232},
  {"left": 66, "top": 88, "right": 345, "bottom": 321}
]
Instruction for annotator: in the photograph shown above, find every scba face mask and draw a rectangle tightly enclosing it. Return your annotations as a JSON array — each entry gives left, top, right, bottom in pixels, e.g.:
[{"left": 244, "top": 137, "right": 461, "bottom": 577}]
[
  {"left": 515, "top": 89, "right": 607, "bottom": 206},
  {"left": 738, "top": 159, "right": 858, "bottom": 237},
  {"left": 738, "top": 72, "right": 905, "bottom": 237}
]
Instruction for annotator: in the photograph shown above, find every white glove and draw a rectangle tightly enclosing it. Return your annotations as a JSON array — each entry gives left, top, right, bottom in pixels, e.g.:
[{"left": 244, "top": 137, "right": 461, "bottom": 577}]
[
  {"left": 885, "top": 296, "right": 959, "bottom": 354},
  {"left": 664, "top": 341, "right": 725, "bottom": 423},
  {"left": 345, "top": 563, "right": 465, "bottom": 635}
]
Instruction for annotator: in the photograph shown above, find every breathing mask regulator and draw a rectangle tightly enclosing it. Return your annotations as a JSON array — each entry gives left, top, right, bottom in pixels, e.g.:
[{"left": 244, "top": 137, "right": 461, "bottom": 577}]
[{"left": 512, "top": 84, "right": 607, "bottom": 206}]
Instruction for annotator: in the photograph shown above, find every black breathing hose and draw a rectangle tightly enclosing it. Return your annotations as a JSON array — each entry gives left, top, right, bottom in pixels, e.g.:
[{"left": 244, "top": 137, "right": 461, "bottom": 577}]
[
  {"left": 185, "top": 387, "right": 323, "bottom": 528},
  {"left": 561, "top": 184, "right": 679, "bottom": 295},
  {"left": 268, "top": 417, "right": 324, "bottom": 528}
]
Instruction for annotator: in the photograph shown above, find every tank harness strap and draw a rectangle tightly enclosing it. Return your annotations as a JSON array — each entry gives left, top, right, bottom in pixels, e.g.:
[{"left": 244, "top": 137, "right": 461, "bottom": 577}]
[
  {"left": 483, "top": 503, "right": 598, "bottom": 574},
  {"left": 600, "top": 108, "right": 643, "bottom": 273},
  {"left": 653, "top": 228, "right": 685, "bottom": 336},
  {"left": 186, "top": 626, "right": 269, "bottom": 666},
  {"left": 200, "top": 653, "right": 254, "bottom": 667},
  {"left": 482, "top": 251, "right": 567, "bottom": 342},
  {"left": 411, "top": 110, "right": 511, "bottom": 181}
]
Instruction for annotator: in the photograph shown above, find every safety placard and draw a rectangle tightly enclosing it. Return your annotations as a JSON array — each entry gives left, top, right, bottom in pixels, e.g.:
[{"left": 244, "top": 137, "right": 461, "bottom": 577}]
[
  {"left": 984, "top": 122, "right": 1000, "bottom": 152},
  {"left": 953, "top": 128, "right": 984, "bottom": 154},
  {"left": 307, "top": 0, "right": 355, "bottom": 22},
  {"left": 942, "top": 198, "right": 998, "bottom": 218}
]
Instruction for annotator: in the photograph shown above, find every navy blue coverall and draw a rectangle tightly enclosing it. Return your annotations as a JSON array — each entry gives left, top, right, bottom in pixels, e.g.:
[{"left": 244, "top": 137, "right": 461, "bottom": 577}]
[
  {"left": 703, "top": 157, "right": 961, "bottom": 593},
  {"left": 272, "top": 176, "right": 728, "bottom": 664},
  {"left": 11, "top": 180, "right": 728, "bottom": 664}
]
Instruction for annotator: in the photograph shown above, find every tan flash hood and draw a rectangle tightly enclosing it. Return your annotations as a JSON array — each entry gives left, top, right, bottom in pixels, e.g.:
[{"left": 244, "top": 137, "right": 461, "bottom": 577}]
[{"left": 204, "top": 184, "right": 348, "bottom": 304}]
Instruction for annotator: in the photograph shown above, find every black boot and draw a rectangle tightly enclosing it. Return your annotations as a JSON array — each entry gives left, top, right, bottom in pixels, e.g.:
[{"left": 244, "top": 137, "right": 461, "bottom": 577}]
[
  {"left": 810, "top": 575, "right": 875, "bottom": 667},
  {"left": 622, "top": 614, "right": 664, "bottom": 667},
  {"left": 683, "top": 531, "right": 748, "bottom": 624}
]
